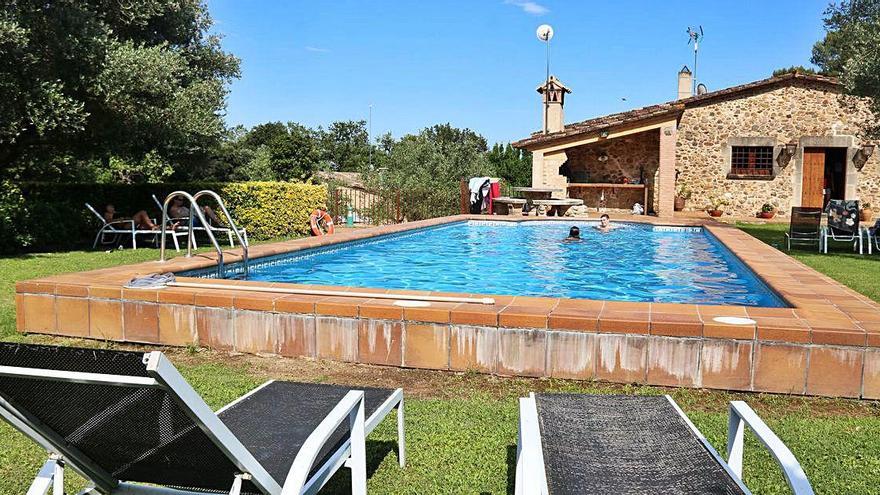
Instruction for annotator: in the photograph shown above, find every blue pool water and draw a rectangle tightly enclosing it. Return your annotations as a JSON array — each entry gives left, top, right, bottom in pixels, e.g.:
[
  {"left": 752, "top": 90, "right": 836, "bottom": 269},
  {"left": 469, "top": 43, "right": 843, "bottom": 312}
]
[{"left": 190, "top": 221, "right": 786, "bottom": 307}]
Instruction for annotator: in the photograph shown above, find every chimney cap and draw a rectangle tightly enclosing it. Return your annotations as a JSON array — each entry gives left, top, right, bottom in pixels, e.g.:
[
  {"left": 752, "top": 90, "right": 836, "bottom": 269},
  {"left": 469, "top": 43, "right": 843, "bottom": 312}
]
[
  {"left": 536, "top": 75, "right": 572, "bottom": 94},
  {"left": 679, "top": 65, "right": 692, "bottom": 75}
]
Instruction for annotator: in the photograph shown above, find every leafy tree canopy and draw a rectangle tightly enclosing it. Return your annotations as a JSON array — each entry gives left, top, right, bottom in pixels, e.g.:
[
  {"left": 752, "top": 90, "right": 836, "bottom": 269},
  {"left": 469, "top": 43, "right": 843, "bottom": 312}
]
[
  {"left": 811, "top": 0, "right": 880, "bottom": 137},
  {"left": 0, "top": 0, "right": 240, "bottom": 180},
  {"left": 772, "top": 66, "right": 818, "bottom": 77}
]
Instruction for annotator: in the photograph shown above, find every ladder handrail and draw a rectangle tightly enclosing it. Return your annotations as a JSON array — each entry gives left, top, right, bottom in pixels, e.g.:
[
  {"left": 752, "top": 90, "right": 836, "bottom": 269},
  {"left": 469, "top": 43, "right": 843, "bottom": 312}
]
[
  {"left": 193, "top": 189, "right": 249, "bottom": 278},
  {"left": 159, "top": 191, "right": 226, "bottom": 278}
]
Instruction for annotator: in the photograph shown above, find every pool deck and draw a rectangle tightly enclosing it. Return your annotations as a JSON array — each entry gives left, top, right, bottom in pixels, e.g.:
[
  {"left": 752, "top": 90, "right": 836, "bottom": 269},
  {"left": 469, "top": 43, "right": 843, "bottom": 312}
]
[{"left": 15, "top": 214, "right": 880, "bottom": 399}]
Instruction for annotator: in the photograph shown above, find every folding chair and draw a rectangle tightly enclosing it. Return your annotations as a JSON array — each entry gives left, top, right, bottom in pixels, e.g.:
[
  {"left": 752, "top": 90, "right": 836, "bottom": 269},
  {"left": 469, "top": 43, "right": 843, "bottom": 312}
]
[
  {"left": 821, "top": 199, "right": 865, "bottom": 254},
  {"left": 515, "top": 394, "right": 813, "bottom": 495},
  {"left": 785, "top": 207, "right": 822, "bottom": 251},
  {"left": 0, "top": 343, "right": 405, "bottom": 494},
  {"left": 85, "top": 203, "right": 181, "bottom": 251}
]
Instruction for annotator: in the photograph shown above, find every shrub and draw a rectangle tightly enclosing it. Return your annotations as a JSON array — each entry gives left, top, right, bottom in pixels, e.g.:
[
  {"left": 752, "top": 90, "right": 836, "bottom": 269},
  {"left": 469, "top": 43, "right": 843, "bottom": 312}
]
[{"left": 1, "top": 181, "right": 327, "bottom": 252}]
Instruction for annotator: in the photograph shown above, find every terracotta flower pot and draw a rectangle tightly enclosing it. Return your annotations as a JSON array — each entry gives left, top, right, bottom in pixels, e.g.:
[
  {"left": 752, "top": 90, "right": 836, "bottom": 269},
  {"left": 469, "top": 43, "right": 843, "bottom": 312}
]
[
  {"left": 674, "top": 196, "right": 686, "bottom": 211},
  {"left": 759, "top": 211, "right": 775, "bottom": 219},
  {"left": 860, "top": 208, "right": 873, "bottom": 222},
  {"left": 708, "top": 209, "right": 723, "bottom": 217}
]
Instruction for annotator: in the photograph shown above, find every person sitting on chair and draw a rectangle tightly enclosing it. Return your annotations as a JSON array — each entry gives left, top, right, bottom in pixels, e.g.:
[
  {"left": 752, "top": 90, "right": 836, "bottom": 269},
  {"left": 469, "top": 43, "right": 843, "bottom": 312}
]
[
  {"left": 564, "top": 226, "right": 582, "bottom": 242},
  {"left": 169, "top": 196, "right": 222, "bottom": 226},
  {"left": 104, "top": 204, "right": 159, "bottom": 230}
]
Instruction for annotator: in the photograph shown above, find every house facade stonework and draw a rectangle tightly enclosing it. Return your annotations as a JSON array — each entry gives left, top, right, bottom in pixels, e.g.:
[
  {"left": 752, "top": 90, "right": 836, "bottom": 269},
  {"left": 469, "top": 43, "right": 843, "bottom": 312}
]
[
  {"left": 514, "top": 73, "right": 878, "bottom": 217},
  {"left": 676, "top": 79, "right": 877, "bottom": 215}
]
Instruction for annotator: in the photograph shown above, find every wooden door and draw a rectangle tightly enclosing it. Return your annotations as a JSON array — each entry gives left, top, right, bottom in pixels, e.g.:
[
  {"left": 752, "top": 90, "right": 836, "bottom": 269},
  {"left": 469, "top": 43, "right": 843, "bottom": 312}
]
[{"left": 801, "top": 148, "right": 825, "bottom": 208}]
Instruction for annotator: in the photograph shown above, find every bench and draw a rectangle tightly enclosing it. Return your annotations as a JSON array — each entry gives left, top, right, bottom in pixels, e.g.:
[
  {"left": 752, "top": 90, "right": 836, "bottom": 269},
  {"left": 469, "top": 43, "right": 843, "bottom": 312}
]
[
  {"left": 532, "top": 198, "right": 585, "bottom": 217},
  {"left": 493, "top": 197, "right": 528, "bottom": 215}
]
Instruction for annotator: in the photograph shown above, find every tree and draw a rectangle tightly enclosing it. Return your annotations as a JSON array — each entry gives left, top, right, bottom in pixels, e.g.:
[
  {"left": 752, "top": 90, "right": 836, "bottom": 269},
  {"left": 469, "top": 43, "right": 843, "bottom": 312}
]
[
  {"left": 320, "top": 120, "right": 370, "bottom": 172},
  {"left": 362, "top": 125, "right": 495, "bottom": 220},
  {"left": 811, "top": 0, "right": 880, "bottom": 137},
  {"left": 242, "top": 122, "right": 322, "bottom": 181},
  {"left": 487, "top": 143, "right": 531, "bottom": 187},
  {"left": 0, "top": 0, "right": 240, "bottom": 180},
  {"left": 772, "top": 66, "right": 818, "bottom": 77}
]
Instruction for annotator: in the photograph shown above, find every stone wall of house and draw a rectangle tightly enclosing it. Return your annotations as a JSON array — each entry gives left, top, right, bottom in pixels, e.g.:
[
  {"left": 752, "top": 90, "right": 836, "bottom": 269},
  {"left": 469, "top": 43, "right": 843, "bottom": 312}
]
[
  {"left": 566, "top": 130, "right": 660, "bottom": 212},
  {"left": 676, "top": 79, "right": 877, "bottom": 216}
]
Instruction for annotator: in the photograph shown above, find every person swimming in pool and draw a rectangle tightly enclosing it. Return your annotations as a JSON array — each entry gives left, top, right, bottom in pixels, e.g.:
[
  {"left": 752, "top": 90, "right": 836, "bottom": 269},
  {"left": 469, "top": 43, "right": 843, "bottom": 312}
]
[
  {"left": 563, "top": 226, "right": 582, "bottom": 242},
  {"left": 594, "top": 214, "right": 614, "bottom": 232}
]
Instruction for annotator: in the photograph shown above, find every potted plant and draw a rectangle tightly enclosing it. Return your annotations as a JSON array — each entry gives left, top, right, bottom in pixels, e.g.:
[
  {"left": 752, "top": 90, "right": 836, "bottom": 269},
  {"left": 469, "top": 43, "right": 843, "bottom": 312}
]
[
  {"left": 706, "top": 196, "right": 728, "bottom": 217},
  {"left": 759, "top": 203, "right": 776, "bottom": 219},
  {"left": 860, "top": 202, "right": 873, "bottom": 222},
  {"left": 674, "top": 185, "right": 692, "bottom": 211}
]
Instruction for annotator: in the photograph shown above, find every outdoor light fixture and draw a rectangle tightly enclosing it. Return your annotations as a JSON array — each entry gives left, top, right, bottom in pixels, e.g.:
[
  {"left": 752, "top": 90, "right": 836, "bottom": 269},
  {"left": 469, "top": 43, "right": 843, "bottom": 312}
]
[
  {"left": 777, "top": 141, "right": 798, "bottom": 168},
  {"left": 599, "top": 129, "right": 610, "bottom": 139},
  {"left": 537, "top": 24, "right": 554, "bottom": 135},
  {"left": 855, "top": 143, "right": 875, "bottom": 171},
  {"left": 598, "top": 152, "right": 609, "bottom": 162}
]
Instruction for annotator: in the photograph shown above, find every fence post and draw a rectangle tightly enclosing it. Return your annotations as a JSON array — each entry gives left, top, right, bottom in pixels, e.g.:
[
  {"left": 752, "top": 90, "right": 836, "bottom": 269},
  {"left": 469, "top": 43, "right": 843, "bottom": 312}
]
[{"left": 460, "top": 179, "right": 469, "bottom": 214}]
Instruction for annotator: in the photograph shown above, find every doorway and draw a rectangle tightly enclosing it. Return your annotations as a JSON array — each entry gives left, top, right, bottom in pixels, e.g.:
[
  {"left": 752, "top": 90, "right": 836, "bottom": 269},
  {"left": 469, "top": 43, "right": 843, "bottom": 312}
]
[{"left": 801, "top": 147, "right": 847, "bottom": 208}]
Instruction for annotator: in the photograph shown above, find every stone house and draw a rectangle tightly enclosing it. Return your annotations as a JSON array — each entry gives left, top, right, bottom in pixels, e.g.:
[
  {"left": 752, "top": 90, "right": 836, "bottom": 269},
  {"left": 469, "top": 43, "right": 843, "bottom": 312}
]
[{"left": 512, "top": 69, "right": 877, "bottom": 217}]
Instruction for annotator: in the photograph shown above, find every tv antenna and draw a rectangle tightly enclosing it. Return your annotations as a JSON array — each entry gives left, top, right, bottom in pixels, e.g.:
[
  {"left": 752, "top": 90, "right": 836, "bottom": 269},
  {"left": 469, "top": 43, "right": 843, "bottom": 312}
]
[{"left": 686, "top": 26, "right": 703, "bottom": 96}]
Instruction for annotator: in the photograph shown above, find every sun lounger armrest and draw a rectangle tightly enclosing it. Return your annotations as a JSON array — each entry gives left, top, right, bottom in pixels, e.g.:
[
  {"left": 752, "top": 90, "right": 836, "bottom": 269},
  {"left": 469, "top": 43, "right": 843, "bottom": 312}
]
[
  {"left": 727, "top": 401, "right": 814, "bottom": 495},
  {"left": 104, "top": 219, "right": 136, "bottom": 229},
  {"left": 280, "top": 390, "right": 367, "bottom": 495}
]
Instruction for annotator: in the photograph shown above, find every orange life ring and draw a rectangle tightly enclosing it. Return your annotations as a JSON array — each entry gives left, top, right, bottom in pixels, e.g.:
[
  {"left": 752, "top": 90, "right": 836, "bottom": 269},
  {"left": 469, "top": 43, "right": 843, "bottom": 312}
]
[{"left": 309, "top": 209, "right": 335, "bottom": 236}]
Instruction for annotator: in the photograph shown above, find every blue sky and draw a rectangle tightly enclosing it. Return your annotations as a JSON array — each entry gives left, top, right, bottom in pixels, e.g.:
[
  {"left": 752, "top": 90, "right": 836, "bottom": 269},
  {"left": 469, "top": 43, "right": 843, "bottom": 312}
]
[{"left": 209, "top": 0, "right": 831, "bottom": 144}]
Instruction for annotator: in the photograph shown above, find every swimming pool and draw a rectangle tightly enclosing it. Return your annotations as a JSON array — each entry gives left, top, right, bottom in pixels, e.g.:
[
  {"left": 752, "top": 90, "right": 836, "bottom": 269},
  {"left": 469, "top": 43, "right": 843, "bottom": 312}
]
[{"left": 186, "top": 221, "right": 786, "bottom": 307}]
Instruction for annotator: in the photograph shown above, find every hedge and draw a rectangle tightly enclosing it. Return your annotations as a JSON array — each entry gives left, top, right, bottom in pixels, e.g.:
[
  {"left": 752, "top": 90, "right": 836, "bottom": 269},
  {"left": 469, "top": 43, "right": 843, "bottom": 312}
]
[{"left": 0, "top": 181, "right": 327, "bottom": 252}]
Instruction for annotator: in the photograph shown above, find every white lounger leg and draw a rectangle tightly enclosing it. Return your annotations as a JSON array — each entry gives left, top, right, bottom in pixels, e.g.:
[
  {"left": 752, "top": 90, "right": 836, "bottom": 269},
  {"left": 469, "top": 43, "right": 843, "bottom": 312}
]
[
  {"left": 397, "top": 396, "right": 406, "bottom": 467},
  {"left": 27, "top": 458, "right": 58, "bottom": 495},
  {"left": 727, "top": 401, "right": 814, "bottom": 495},
  {"left": 516, "top": 394, "right": 547, "bottom": 495}
]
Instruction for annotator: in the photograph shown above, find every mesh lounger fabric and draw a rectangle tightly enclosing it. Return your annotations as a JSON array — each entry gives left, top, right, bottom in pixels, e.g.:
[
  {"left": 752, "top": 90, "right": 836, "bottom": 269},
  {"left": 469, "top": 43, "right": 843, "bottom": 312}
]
[
  {"left": 0, "top": 343, "right": 242, "bottom": 492},
  {"left": 535, "top": 394, "right": 746, "bottom": 495},
  {"left": 218, "top": 381, "right": 396, "bottom": 484},
  {"left": 0, "top": 343, "right": 396, "bottom": 494}
]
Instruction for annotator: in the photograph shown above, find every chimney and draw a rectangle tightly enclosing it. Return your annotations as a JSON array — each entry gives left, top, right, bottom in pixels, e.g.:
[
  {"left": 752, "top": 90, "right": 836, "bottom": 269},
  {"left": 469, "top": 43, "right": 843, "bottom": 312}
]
[
  {"left": 537, "top": 75, "right": 572, "bottom": 134},
  {"left": 677, "top": 66, "right": 693, "bottom": 100}
]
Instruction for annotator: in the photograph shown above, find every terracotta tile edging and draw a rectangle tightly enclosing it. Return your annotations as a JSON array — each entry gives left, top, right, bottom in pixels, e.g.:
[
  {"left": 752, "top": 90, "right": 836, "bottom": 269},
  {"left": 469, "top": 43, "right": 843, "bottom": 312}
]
[{"left": 13, "top": 214, "right": 880, "bottom": 399}]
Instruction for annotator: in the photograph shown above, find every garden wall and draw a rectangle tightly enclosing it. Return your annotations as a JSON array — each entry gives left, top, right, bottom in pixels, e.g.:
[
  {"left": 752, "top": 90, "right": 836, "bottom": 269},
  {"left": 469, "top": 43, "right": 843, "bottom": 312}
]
[{"left": 0, "top": 181, "right": 327, "bottom": 251}]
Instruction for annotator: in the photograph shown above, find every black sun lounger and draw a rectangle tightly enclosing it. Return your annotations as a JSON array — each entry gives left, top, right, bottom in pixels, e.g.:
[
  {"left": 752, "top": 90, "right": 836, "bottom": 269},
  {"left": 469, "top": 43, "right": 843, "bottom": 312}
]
[
  {"left": 0, "top": 343, "right": 404, "bottom": 495},
  {"left": 515, "top": 394, "right": 813, "bottom": 495}
]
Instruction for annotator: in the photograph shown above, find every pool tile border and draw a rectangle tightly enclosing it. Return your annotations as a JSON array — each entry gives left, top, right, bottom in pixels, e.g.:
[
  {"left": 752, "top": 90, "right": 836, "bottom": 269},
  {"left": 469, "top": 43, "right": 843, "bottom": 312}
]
[{"left": 15, "top": 214, "right": 880, "bottom": 399}]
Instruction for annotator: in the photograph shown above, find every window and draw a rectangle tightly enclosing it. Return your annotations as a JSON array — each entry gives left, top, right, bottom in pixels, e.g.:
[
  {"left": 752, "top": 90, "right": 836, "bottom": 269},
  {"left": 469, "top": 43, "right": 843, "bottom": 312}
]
[{"left": 730, "top": 146, "right": 774, "bottom": 178}]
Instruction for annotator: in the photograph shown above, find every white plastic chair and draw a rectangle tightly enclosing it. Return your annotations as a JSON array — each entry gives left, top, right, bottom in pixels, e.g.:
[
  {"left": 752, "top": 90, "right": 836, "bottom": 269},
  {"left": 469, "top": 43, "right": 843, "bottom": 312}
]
[{"left": 85, "top": 203, "right": 181, "bottom": 251}]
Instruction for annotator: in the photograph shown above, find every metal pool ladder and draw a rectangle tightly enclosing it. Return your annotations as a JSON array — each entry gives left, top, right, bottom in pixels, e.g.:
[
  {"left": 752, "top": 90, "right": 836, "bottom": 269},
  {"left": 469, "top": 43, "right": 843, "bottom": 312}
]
[{"left": 159, "top": 190, "right": 249, "bottom": 278}]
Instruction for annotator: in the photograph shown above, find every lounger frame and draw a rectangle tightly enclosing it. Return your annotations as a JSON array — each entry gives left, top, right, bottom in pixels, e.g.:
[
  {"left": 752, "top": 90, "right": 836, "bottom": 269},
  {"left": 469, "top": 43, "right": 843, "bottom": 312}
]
[
  {"left": 514, "top": 393, "right": 814, "bottom": 495},
  {"left": 1, "top": 352, "right": 405, "bottom": 495},
  {"left": 86, "top": 203, "right": 185, "bottom": 251}
]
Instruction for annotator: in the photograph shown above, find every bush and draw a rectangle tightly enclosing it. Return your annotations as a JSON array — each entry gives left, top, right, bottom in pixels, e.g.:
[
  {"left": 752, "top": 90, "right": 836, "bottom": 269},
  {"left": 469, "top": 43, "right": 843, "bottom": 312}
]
[{"left": 1, "top": 181, "right": 327, "bottom": 252}]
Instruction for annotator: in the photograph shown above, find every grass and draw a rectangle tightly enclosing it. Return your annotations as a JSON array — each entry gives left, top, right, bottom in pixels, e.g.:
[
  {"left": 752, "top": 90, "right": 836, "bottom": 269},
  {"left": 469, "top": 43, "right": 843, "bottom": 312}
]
[
  {"left": 1, "top": 230, "right": 879, "bottom": 494},
  {"left": 736, "top": 221, "right": 880, "bottom": 301}
]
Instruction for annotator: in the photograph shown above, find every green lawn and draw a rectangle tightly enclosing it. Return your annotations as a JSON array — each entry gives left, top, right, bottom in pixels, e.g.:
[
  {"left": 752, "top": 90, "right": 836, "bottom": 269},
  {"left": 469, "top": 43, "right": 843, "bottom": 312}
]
[
  {"left": 736, "top": 221, "right": 880, "bottom": 301},
  {"left": 1, "top": 230, "right": 879, "bottom": 494}
]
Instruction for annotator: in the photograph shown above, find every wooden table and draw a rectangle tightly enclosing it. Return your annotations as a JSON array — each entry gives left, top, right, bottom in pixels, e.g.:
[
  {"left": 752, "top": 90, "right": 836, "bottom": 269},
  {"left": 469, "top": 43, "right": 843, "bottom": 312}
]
[{"left": 567, "top": 183, "right": 648, "bottom": 215}]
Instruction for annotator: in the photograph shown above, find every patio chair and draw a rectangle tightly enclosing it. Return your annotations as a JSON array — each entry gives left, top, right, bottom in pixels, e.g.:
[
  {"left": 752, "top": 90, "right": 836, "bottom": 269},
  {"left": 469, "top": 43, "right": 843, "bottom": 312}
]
[
  {"left": 821, "top": 199, "right": 866, "bottom": 254},
  {"left": 785, "top": 207, "right": 822, "bottom": 251},
  {"left": 85, "top": 202, "right": 182, "bottom": 251},
  {"left": 515, "top": 394, "right": 813, "bottom": 495},
  {"left": 0, "top": 343, "right": 405, "bottom": 495},
  {"left": 153, "top": 194, "right": 247, "bottom": 248}
]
